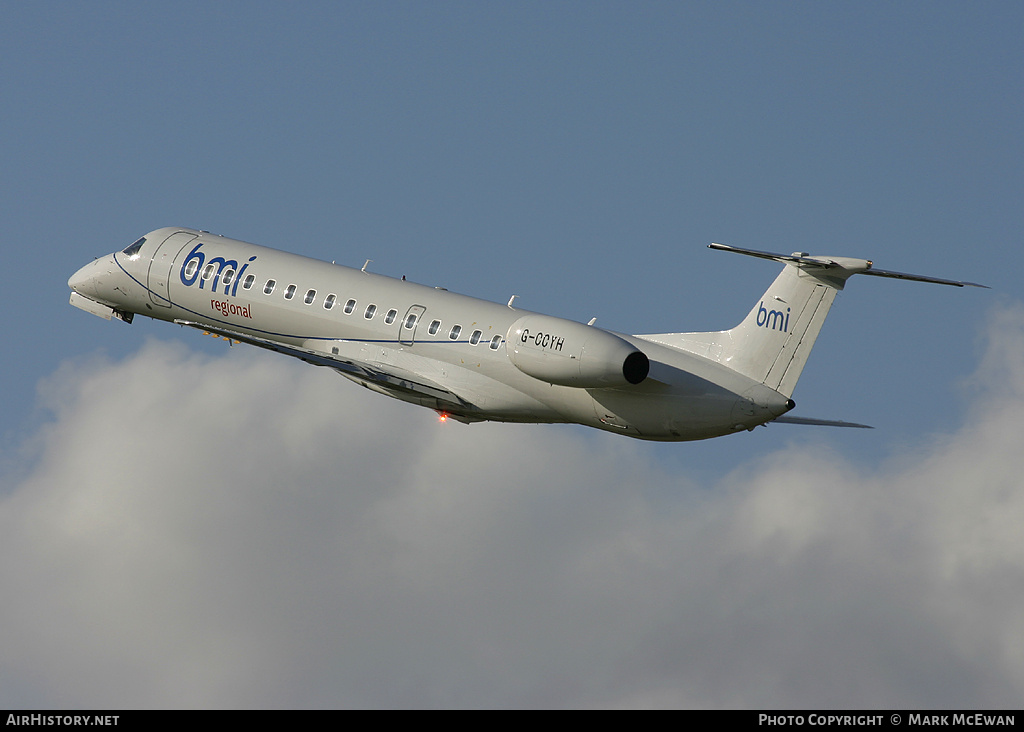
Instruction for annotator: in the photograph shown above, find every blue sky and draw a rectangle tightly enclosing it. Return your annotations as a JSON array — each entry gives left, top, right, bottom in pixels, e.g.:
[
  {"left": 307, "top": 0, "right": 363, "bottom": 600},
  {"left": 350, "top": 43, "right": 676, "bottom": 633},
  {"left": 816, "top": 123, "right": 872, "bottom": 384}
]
[{"left": 2, "top": 1, "right": 1022, "bottom": 707}]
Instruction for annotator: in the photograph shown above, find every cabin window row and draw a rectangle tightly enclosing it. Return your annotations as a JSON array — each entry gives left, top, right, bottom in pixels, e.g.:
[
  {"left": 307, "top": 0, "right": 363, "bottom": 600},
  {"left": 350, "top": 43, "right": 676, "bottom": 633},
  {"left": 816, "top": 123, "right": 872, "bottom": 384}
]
[
  {"left": 399, "top": 317, "right": 499, "bottom": 348},
  {"left": 199, "top": 268, "right": 502, "bottom": 349},
  {"left": 186, "top": 261, "right": 257, "bottom": 291}
]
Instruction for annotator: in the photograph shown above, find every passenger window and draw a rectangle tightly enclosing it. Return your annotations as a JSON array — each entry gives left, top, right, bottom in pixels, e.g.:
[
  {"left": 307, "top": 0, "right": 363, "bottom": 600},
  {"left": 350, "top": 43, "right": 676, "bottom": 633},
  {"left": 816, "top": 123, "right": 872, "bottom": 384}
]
[
  {"left": 264, "top": 279, "right": 276, "bottom": 295},
  {"left": 470, "top": 330, "right": 482, "bottom": 345},
  {"left": 324, "top": 294, "right": 336, "bottom": 310},
  {"left": 428, "top": 320, "right": 440, "bottom": 335},
  {"left": 222, "top": 269, "right": 235, "bottom": 287},
  {"left": 404, "top": 313, "right": 418, "bottom": 329},
  {"left": 242, "top": 274, "right": 255, "bottom": 290},
  {"left": 449, "top": 325, "right": 462, "bottom": 340},
  {"left": 364, "top": 304, "right": 377, "bottom": 319},
  {"left": 184, "top": 260, "right": 199, "bottom": 279},
  {"left": 384, "top": 309, "right": 397, "bottom": 325},
  {"left": 489, "top": 335, "right": 502, "bottom": 350},
  {"left": 284, "top": 284, "right": 297, "bottom": 300},
  {"left": 202, "top": 264, "right": 215, "bottom": 280},
  {"left": 344, "top": 299, "right": 356, "bottom": 314},
  {"left": 304, "top": 289, "right": 316, "bottom": 305}
]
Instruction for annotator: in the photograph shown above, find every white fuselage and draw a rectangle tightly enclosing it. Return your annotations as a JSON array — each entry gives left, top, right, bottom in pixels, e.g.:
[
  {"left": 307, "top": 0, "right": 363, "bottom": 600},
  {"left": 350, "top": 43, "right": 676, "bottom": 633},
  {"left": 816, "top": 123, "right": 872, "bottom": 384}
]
[{"left": 68, "top": 228, "right": 792, "bottom": 440}]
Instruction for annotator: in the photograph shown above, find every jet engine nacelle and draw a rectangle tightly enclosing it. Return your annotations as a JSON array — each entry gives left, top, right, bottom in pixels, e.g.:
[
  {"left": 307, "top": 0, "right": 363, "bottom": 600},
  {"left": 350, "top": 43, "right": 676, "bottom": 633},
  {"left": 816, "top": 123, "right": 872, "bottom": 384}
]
[{"left": 506, "top": 314, "right": 649, "bottom": 388}]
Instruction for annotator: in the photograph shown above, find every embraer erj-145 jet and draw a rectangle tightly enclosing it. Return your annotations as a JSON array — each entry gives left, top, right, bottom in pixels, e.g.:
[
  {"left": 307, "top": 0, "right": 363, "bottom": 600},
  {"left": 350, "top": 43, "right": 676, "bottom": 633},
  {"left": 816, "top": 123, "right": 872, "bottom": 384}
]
[{"left": 68, "top": 228, "right": 985, "bottom": 441}]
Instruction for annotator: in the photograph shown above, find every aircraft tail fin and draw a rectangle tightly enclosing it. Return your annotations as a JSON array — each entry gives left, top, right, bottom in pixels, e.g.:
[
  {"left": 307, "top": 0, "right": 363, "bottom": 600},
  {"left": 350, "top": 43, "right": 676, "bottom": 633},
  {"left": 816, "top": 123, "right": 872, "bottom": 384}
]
[{"left": 638, "top": 243, "right": 986, "bottom": 398}]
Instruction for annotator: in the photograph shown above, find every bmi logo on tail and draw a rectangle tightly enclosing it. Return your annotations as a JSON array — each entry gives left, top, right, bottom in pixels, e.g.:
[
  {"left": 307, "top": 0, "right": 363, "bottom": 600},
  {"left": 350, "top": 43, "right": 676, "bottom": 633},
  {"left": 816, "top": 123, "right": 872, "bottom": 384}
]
[{"left": 757, "top": 301, "right": 790, "bottom": 332}]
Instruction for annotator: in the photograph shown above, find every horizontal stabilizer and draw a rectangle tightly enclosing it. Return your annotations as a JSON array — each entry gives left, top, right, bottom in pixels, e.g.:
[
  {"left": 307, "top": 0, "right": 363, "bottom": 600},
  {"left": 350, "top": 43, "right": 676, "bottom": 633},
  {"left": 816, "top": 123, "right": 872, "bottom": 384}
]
[
  {"left": 709, "top": 243, "right": 988, "bottom": 288},
  {"left": 858, "top": 266, "right": 988, "bottom": 288},
  {"left": 771, "top": 415, "right": 873, "bottom": 429},
  {"left": 708, "top": 243, "right": 835, "bottom": 267}
]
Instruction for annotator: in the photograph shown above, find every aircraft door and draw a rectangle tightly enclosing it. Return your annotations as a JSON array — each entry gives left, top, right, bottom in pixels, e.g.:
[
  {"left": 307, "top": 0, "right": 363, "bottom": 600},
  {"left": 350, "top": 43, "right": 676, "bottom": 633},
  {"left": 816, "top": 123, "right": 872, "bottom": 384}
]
[
  {"left": 147, "top": 231, "right": 197, "bottom": 307},
  {"left": 399, "top": 305, "right": 427, "bottom": 346}
]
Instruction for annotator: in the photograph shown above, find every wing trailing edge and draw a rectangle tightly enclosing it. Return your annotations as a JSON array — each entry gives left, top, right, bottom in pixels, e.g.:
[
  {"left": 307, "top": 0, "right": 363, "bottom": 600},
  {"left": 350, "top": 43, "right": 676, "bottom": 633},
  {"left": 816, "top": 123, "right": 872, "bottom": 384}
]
[{"left": 173, "top": 319, "right": 479, "bottom": 414}]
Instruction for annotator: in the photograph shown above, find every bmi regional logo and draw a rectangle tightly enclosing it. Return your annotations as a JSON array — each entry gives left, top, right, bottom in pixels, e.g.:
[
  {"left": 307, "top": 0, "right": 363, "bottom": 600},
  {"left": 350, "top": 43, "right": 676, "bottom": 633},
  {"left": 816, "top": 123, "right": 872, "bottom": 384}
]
[{"left": 179, "top": 242, "right": 256, "bottom": 297}]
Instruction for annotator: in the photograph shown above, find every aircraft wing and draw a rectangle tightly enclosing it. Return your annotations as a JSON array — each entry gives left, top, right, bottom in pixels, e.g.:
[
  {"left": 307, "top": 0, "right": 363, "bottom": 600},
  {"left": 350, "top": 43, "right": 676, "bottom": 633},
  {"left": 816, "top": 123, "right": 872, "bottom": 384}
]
[
  {"left": 771, "top": 415, "right": 873, "bottom": 429},
  {"left": 173, "top": 319, "right": 479, "bottom": 412}
]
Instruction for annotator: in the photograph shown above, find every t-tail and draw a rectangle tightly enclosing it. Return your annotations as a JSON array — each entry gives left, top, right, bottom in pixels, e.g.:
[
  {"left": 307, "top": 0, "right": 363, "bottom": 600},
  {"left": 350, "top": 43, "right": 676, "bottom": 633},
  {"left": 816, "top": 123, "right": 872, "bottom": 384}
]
[{"left": 640, "top": 243, "right": 987, "bottom": 399}]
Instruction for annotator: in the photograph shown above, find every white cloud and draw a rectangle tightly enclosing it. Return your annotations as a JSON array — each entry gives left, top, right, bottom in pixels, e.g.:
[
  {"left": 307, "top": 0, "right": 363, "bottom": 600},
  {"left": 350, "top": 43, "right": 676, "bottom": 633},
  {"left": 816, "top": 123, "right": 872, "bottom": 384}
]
[{"left": 2, "top": 307, "right": 1024, "bottom": 708}]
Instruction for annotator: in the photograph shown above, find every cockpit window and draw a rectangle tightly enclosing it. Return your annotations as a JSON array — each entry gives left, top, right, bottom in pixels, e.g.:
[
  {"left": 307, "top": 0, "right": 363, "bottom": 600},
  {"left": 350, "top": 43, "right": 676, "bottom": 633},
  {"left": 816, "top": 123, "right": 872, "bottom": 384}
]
[{"left": 121, "top": 237, "right": 145, "bottom": 260}]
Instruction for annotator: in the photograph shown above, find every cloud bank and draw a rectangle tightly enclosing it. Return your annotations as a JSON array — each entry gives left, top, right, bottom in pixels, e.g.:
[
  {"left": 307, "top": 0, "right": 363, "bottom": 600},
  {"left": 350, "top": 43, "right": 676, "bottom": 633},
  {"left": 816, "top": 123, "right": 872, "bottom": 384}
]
[{"left": 3, "top": 307, "right": 1024, "bottom": 708}]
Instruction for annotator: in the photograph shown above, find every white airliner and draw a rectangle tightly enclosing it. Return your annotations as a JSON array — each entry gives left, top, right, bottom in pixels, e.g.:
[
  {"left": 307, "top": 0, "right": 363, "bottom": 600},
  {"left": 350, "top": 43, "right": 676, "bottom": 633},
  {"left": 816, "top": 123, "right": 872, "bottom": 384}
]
[{"left": 68, "top": 228, "right": 985, "bottom": 441}]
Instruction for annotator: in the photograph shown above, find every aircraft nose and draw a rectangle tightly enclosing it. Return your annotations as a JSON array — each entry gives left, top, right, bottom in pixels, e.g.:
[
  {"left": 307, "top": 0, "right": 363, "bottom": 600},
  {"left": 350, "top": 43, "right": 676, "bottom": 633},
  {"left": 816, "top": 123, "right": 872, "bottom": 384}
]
[
  {"left": 68, "top": 255, "right": 115, "bottom": 298},
  {"left": 68, "top": 261, "right": 97, "bottom": 296}
]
